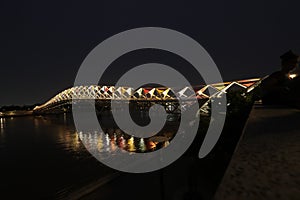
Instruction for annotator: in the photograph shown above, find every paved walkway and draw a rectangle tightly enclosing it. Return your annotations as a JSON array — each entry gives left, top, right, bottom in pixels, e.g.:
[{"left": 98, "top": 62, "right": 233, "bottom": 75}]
[{"left": 214, "top": 104, "right": 300, "bottom": 200}]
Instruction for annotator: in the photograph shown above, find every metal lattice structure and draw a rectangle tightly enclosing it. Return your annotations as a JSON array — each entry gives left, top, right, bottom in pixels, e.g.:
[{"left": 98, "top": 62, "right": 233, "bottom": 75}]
[{"left": 33, "top": 78, "right": 260, "bottom": 113}]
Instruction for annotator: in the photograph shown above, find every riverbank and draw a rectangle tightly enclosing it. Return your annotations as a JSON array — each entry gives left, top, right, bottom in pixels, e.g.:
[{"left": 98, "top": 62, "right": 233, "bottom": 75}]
[
  {"left": 0, "top": 110, "right": 33, "bottom": 117},
  {"left": 214, "top": 104, "right": 300, "bottom": 200}
]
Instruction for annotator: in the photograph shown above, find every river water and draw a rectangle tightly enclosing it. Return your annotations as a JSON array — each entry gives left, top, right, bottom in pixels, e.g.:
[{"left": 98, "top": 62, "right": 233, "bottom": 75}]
[
  {"left": 0, "top": 113, "right": 181, "bottom": 199},
  {"left": 0, "top": 108, "right": 247, "bottom": 200},
  {"left": 0, "top": 114, "right": 102, "bottom": 198}
]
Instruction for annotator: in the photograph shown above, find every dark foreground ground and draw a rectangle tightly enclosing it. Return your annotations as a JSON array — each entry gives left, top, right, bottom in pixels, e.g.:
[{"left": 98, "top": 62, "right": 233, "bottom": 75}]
[{"left": 214, "top": 103, "right": 300, "bottom": 200}]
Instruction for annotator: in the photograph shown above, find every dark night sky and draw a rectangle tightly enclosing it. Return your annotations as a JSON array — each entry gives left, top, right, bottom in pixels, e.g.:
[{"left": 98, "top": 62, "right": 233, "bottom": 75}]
[{"left": 1, "top": 0, "right": 300, "bottom": 106}]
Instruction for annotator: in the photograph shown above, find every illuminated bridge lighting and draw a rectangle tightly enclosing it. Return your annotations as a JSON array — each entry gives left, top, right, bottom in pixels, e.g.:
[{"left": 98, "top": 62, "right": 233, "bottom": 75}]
[{"left": 33, "top": 78, "right": 261, "bottom": 113}]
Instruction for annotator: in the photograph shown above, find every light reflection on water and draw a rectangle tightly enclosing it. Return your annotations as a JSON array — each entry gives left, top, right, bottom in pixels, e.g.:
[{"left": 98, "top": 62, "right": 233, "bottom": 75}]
[
  {"left": 57, "top": 129, "right": 82, "bottom": 153},
  {"left": 77, "top": 128, "right": 174, "bottom": 155},
  {"left": 0, "top": 118, "right": 5, "bottom": 149},
  {"left": 0, "top": 118, "right": 4, "bottom": 133},
  {"left": 73, "top": 111, "right": 181, "bottom": 156},
  {"left": 0, "top": 113, "right": 181, "bottom": 199}
]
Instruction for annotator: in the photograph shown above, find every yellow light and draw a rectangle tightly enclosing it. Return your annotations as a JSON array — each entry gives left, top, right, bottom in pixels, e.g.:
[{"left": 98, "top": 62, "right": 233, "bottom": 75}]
[
  {"left": 127, "top": 136, "right": 136, "bottom": 152},
  {"left": 289, "top": 74, "right": 297, "bottom": 79},
  {"left": 0, "top": 118, "right": 4, "bottom": 131}
]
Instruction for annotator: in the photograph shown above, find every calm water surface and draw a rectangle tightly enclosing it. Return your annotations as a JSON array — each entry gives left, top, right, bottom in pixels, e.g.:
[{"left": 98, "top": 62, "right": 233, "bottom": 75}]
[
  {"left": 0, "top": 107, "right": 247, "bottom": 200},
  {"left": 0, "top": 113, "right": 179, "bottom": 199}
]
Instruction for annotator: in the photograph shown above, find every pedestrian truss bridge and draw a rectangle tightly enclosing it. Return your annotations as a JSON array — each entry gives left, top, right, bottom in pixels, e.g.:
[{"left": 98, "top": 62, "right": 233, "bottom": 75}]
[{"left": 33, "top": 78, "right": 261, "bottom": 113}]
